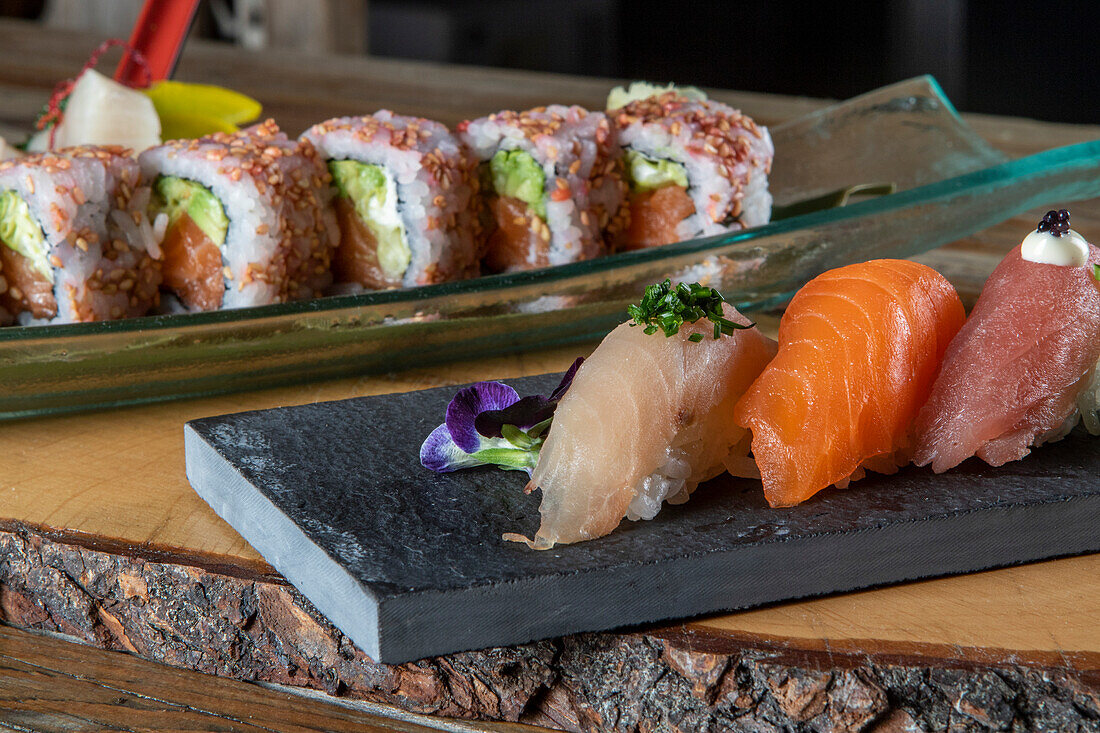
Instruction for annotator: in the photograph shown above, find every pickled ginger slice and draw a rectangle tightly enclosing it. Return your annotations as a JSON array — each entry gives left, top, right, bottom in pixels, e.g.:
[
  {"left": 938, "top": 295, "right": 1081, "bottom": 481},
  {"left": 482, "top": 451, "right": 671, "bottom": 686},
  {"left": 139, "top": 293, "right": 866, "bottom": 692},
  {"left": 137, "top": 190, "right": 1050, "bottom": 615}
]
[
  {"left": 734, "top": 259, "right": 965, "bottom": 507},
  {"left": 914, "top": 236, "right": 1100, "bottom": 472},
  {"left": 27, "top": 69, "right": 161, "bottom": 154},
  {"left": 509, "top": 302, "right": 776, "bottom": 549}
]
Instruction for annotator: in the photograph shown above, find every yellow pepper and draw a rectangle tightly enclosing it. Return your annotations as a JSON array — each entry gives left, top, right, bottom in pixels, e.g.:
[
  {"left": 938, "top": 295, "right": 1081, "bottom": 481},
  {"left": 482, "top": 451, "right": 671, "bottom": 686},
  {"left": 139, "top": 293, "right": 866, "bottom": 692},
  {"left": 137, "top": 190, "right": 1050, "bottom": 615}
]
[{"left": 144, "top": 81, "right": 262, "bottom": 140}]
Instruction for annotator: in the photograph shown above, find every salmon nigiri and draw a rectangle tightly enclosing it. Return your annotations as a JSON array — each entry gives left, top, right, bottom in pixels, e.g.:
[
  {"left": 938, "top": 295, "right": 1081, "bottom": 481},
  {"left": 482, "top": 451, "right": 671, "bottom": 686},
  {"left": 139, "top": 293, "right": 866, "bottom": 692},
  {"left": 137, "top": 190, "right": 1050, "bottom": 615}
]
[
  {"left": 914, "top": 211, "right": 1100, "bottom": 471},
  {"left": 734, "top": 259, "right": 965, "bottom": 507},
  {"left": 507, "top": 281, "right": 777, "bottom": 549}
]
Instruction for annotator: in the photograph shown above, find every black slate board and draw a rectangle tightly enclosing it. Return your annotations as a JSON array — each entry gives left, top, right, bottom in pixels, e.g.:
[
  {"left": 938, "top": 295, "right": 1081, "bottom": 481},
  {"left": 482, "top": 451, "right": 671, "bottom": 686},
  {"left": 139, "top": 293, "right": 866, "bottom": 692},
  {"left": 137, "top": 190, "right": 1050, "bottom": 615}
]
[{"left": 184, "top": 373, "right": 1100, "bottom": 664}]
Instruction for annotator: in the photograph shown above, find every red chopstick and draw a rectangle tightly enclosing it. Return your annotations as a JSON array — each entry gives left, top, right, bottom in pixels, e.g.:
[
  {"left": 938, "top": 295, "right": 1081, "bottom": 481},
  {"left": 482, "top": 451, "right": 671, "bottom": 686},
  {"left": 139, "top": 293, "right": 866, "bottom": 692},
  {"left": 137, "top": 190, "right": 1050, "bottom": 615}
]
[{"left": 114, "top": 0, "right": 201, "bottom": 86}]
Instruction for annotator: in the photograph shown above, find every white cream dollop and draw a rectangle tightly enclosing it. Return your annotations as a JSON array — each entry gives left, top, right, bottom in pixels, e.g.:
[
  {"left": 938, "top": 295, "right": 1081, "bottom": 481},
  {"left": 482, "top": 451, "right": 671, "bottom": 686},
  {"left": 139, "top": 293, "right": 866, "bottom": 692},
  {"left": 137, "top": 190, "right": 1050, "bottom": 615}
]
[{"left": 1020, "top": 227, "right": 1090, "bottom": 267}]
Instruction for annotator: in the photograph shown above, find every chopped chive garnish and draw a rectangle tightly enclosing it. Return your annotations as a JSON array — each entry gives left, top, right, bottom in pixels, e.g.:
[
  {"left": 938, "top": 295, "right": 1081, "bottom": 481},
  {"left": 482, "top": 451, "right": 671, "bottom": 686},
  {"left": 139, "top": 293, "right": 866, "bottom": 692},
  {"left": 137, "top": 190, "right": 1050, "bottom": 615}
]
[{"left": 627, "top": 279, "right": 753, "bottom": 341}]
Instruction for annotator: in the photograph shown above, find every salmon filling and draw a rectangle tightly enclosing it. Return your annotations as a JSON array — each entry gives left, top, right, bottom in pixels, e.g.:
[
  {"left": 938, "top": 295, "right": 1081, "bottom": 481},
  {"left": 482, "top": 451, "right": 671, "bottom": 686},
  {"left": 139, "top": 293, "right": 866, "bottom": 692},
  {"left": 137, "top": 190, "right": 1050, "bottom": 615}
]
[
  {"left": 333, "top": 196, "right": 402, "bottom": 289},
  {"left": 161, "top": 212, "right": 224, "bottom": 311},
  {"left": 619, "top": 185, "right": 695, "bottom": 251},
  {"left": 0, "top": 245, "right": 56, "bottom": 319},
  {"left": 484, "top": 195, "right": 548, "bottom": 273}
]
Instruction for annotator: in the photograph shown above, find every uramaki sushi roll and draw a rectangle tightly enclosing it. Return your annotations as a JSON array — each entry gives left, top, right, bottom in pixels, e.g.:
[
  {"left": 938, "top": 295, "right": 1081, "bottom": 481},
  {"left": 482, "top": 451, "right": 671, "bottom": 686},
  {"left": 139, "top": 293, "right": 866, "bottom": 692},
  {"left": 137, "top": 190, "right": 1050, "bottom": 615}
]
[
  {"left": 608, "top": 87, "right": 774, "bottom": 251},
  {"left": 139, "top": 120, "right": 338, "bottom": 312},
  {"left": 458, "top": 105, "right": 626, "bottom": 273},
  {"left": 0, "top": 146, "right": 162, "bottom": 323},
  {"left": 301, "top": 111, "right": 480, "bottom": 289}
]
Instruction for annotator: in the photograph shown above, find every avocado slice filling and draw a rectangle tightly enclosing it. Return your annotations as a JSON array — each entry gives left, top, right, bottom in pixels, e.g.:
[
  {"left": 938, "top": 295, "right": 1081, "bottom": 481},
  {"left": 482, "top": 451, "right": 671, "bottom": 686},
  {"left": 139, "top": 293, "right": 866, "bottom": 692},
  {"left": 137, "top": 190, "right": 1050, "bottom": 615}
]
[
  {"left": 605, "top": 82, "right": 708, "bottom": 111},
  {"left": 624, "top": 150, "right": 689, "bottom": 194},
  {"left": 489, "top": 150, "right": 546, "bottom": 220},
  {"left": 0, "top": 190, "right": 52, "bottom": 283},
  {"left": 151, "top": 176, "right": 229, "bottom": 247},
  {"left": 328, "top": 160, "right": 410, "bottom": 281}
]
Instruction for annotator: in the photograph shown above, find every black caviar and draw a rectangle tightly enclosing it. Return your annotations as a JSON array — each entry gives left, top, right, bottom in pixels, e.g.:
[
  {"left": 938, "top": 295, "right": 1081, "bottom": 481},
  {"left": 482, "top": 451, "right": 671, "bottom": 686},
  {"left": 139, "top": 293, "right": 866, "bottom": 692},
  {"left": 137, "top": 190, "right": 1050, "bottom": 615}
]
[{"left": 1037, "top": 209, "right": 1071, "bottom": 237}]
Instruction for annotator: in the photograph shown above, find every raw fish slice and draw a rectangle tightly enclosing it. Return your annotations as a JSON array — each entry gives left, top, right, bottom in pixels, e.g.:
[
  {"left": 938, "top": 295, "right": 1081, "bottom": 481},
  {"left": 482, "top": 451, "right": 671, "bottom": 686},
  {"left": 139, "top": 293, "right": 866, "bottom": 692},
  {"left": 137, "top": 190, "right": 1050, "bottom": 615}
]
[
  {"left": 734, "top": 259, "right": 965, "bottom": 507},
  {"left": 914, "top": 244, "right": 1100, "bottom": 472},
  {"left": 512, "top": 303, "right": 777, "bottom": 549}
]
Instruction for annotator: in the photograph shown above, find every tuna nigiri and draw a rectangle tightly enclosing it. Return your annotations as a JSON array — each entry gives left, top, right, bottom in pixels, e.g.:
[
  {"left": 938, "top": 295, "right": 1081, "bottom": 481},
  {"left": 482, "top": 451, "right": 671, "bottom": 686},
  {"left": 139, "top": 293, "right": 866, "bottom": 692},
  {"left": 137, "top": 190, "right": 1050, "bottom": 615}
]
[
  {"left": 914, "top": 211, "right": 1100, "bottom": 471},
  {"left": 508, "top": 281, "right": 777, "bottom": 549},
  {"left": 734, "top": 259, "right": 965, "bottom": 507}
]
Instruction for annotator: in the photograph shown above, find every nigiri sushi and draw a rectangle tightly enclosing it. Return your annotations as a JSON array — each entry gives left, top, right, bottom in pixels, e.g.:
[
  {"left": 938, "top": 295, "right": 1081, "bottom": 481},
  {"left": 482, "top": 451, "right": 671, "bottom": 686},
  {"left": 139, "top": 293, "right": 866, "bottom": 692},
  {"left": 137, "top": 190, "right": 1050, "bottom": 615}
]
[
  {"left": 508, "top": 281, "right": 777, "bottom": 549},
  {"left": 734, "top": 259, "right": 965, "bottom": 507},
  {"left": 914, "top": 210, "right": 1100, "bottom": 471}
]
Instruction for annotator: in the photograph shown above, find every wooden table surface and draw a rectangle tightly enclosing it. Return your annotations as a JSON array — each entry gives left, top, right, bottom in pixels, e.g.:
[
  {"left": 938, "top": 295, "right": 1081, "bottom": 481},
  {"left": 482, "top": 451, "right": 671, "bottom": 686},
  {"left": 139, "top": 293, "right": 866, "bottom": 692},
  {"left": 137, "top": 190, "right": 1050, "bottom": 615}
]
[{"left": 0, "top": 18, "right": 1098, "bottom": 733}]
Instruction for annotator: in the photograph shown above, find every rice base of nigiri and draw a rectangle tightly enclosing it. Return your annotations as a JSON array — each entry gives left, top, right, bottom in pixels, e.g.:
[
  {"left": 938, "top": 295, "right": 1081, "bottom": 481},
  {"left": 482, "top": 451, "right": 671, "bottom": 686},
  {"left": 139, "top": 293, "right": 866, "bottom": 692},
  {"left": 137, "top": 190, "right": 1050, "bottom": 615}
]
[
  {"left": 506, "top": 303, "right": 776, "bottom": 549},
  {"left": 1076, "top": 361, "right": 1100, "bottom": 435}
]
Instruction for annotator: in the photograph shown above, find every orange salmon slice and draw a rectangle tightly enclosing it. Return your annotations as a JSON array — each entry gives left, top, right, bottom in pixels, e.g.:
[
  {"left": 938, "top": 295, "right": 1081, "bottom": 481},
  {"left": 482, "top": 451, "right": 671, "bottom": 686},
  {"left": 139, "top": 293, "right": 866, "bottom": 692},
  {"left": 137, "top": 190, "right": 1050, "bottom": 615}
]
[
  {"left": 332, "top": 196, "right": 402, "bottom": 289},
  {"left": 734, "top": 259, "right": 965, "bottom": 507},
  {"left": 483, "top": 195, "right": 548, "bottom": 273}
]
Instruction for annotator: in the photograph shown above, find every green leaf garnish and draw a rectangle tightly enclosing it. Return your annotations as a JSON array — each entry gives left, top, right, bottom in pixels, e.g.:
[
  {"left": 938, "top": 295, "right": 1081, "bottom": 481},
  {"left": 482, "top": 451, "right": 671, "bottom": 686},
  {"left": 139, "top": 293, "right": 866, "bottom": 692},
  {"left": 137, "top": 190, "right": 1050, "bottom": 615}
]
[
  {"left": 501, "top": 423, "right": 535, "bottom": 450},
  {"left": 526, "top": 417, "right": 553, "bottom": 440},
  {"left": 627, "top": 279, "right": 752, "bottom": 340},
  {"left": 1093, "top": 264, "right": 1099, "bottom": 282},
  {"left": 469, "top": 447, "right": 539, "bottom": 472}
]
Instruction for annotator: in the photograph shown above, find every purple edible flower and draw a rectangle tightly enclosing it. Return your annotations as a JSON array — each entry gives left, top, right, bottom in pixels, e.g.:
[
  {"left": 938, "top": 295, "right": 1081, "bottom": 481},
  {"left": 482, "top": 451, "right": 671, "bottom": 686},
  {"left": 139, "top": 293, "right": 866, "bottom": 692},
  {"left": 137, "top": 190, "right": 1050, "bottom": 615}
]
[
  {"left": 474, "top": 358, "right": 583, "bottom": 438},
  {"left": 420, "top": 357, "right": 585, "bottom": 475},
  {"left": 420, "top": 423, "right": 486, "bottom": 473},
  {"left": 445, "top": 381, "right": 520, "bottom": 452},
  {"left": 421, "top": 381, "right": 520, "bottom": 472}
]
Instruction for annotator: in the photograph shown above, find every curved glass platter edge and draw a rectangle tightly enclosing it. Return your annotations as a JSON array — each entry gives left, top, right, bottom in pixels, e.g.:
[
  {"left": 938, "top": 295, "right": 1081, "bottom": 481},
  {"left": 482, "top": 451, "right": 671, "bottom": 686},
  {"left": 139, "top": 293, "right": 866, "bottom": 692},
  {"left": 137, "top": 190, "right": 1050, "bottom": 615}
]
[{"left": 2, "top": 76, "right": 1099, "bottom": 420}]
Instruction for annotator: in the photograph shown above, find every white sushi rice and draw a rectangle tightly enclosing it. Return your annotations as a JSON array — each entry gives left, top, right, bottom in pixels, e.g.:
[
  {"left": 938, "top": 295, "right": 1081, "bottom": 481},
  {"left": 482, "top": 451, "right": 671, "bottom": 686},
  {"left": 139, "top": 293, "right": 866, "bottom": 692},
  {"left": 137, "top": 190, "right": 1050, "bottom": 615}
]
[
  {"left": 626, "top": 446, "right": 693, "bottom": 521},
  {"left": 1078, "top": 361, "right": 1100, "bottom": 435},
  {"left": 460, "top": 105, "right": 624, "bottom": 267},
  {"left": 0, "top": 147, "right": 162, "bottom": 323},
  {"left": 738, "top": 155, "right": 774, "bottom": 228},
  {"left": 301, "top": 111, "right": 479, "bottom": 287},
  {"left": 626, "top": 433, "right": 754, "bottom": 522},
  {"left": 613, "top": 95, "right": 774, "bottom": 237}
]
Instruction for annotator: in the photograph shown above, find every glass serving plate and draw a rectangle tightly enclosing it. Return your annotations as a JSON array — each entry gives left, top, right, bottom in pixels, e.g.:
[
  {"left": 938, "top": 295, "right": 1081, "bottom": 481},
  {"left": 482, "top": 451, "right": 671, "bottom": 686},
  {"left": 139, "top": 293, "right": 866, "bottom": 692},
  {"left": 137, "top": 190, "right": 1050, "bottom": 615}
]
[{"left": 2, "top": 76, "right": 1098, "bottom": 420}]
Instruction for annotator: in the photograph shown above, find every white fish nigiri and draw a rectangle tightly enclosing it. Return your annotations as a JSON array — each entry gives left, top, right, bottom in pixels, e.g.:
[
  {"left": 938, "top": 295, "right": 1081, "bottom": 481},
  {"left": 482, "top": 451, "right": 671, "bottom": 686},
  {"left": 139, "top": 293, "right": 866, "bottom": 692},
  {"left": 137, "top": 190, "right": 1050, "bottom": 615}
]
[{"left": 507, "top": 302, "right": 777, "bottom": 549}]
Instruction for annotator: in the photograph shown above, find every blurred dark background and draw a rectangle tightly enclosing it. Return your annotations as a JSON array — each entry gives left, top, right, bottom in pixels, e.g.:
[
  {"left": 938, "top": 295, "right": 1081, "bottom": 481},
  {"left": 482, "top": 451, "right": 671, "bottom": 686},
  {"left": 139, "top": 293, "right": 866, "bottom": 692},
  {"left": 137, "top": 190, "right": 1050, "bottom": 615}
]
[{"left": 4, "top": 0, "right": 1097, "bottom": 123}]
